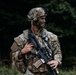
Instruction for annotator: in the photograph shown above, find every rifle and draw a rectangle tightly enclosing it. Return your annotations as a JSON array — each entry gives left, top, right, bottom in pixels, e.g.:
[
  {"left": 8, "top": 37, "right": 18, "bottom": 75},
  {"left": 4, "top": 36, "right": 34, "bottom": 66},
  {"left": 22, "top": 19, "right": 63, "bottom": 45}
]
[{"left": 28, "top": 31, "right": 57, "bottom": 75}]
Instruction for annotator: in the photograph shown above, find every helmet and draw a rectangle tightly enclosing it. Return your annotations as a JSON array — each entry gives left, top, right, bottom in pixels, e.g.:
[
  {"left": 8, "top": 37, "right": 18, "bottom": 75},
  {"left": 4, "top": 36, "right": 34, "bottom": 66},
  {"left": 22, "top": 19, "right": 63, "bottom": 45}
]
[{"left": 27, "top": 7, "right": 47, "bottom": 21}]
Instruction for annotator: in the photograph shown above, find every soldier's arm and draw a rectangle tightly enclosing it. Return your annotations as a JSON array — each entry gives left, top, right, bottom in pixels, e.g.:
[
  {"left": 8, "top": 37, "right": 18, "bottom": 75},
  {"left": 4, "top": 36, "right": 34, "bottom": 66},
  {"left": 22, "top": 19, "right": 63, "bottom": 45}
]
[
  {"left": 10, "top": 34, "right": 27, "bottom": 73},
  {"left": 47, "top": 31, "right": 62, "bottom": 66},
  {"left": 47, "top": 35, "right": 62, "bottom": 72},
  {"left": 53, "top": 36, "right": 62, "bottom": 66}
]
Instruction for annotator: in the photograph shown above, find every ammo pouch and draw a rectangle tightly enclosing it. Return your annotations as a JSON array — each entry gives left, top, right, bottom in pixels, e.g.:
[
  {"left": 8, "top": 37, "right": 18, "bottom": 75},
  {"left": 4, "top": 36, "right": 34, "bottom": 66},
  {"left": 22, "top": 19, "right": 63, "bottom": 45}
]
[{"left": 26, "top": 53, "right": 48, "bottom": 73}]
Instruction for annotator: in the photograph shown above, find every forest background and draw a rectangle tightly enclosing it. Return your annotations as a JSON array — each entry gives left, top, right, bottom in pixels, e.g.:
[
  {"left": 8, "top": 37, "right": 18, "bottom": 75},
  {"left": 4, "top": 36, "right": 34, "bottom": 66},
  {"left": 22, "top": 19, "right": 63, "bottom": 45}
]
[{"left": 0, "top": 0, "right": 76, "bottom": 70}]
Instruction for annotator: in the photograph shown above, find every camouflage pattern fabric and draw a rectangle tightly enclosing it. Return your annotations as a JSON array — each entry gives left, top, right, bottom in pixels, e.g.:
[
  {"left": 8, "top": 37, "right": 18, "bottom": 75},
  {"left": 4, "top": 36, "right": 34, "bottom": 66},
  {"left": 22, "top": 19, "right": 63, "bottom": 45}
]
[
  {"left": 10, "top": 28, "right": 62, "bottom": 74},
  {"left": 27, "top": 7, "right": 47, "bottom": 21}
]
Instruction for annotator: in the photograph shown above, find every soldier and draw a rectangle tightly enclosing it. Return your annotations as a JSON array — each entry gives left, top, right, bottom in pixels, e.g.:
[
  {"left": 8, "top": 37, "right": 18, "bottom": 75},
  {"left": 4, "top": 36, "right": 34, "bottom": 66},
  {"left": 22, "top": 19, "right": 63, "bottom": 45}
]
[{"left": 11, "top": 7, "right": 62, "bottom": 75}]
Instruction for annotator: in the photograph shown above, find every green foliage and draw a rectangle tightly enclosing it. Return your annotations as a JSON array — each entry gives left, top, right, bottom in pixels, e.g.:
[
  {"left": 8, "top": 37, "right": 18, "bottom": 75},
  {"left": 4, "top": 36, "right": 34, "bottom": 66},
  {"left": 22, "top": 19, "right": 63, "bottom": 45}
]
[
  {"left": 59, "top": 69, "right": 76, "bottom": 75},
  {"left": 0, "top": 65, "right": 76, "bottom": 75},
  {"left": 0, "top": 0, "right": 76, "bottom": 69},
  {"left": 45, "top": 0, "right": 76, "bottom": 37},
  {"left": 0, "top": 66, "right": 23, "bottom": 75},
  {"left": 0, "top": 0, "right": 76, "bottom": 37}
]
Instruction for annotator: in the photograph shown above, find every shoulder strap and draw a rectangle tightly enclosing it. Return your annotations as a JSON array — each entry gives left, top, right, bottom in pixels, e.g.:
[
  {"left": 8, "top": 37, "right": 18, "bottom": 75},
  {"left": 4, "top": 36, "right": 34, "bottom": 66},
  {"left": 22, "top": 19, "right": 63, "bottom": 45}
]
[{"left": 41, "top": 29, "right": 54, "bottom": 60}]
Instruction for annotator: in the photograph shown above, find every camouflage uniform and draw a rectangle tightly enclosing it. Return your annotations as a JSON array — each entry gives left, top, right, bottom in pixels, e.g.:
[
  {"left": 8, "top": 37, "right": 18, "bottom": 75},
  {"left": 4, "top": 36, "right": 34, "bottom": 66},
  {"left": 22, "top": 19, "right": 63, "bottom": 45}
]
[
  {"left": 11, "top": 28, "right": 62, "bottom": 75},
  {"left": 11, "top": 7, "right": 62, "bottom": 75}
]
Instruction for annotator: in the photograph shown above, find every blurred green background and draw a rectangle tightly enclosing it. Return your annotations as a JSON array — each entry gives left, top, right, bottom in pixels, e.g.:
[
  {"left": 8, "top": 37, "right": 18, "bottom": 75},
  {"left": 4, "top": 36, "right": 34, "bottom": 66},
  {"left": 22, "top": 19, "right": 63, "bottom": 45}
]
[{"left": 0, "top": 0, "right": 76, "bottom": 69}]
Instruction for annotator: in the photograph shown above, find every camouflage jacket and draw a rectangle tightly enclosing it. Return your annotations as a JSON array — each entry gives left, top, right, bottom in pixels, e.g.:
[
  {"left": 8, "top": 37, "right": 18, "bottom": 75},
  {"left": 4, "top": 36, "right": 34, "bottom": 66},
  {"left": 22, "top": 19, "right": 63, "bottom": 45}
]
[{"left": 11, "top": 28, "right": 62, "bottom": 73}]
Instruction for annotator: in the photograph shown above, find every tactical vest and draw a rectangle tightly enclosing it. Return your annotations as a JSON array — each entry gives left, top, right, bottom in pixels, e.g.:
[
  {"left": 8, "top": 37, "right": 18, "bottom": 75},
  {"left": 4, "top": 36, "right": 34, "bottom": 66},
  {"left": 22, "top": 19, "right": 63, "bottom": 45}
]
[{"left": 11, "top": 28, "right": 58, "bottom": 73}]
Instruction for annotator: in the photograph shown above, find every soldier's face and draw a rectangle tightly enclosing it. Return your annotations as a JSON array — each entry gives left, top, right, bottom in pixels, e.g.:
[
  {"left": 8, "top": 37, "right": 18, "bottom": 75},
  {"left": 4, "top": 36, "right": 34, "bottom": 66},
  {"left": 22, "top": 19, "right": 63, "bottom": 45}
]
[{"left": 36, "top": 16, "right": 46, "bottom": 29}]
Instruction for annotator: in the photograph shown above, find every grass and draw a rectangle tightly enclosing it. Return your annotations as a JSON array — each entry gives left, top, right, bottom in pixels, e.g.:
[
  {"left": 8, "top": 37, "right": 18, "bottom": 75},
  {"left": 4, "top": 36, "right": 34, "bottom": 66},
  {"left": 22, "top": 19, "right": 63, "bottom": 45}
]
[
  {"left": 0, "top": 66, "right": 23, "bottom": 75},
  {"left": 0, "top": 65, "right": 76, "bottom": 75},
  {"left": 59, "top": 69, "right": 76, "bottom": 75}
]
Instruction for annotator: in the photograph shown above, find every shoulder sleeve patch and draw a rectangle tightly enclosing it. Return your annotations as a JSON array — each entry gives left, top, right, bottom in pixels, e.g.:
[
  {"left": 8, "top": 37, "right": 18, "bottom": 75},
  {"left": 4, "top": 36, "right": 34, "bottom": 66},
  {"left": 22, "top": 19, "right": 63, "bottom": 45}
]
[
  {"left": 14, "top": 34, "right": 25, "bottom": 46},
  {"left": 11, "top": 42, "right": 19, "bottom": 52}
]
